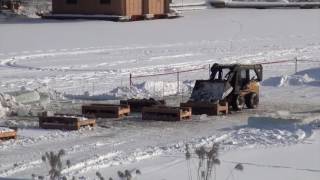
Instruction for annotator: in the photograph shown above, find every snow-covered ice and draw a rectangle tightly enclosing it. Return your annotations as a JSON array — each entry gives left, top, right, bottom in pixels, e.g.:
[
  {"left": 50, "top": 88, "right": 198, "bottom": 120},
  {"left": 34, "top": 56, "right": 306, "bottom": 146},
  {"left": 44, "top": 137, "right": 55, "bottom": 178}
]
[{"left": 0, "top": 6, "right": 320, "bottom": 180}]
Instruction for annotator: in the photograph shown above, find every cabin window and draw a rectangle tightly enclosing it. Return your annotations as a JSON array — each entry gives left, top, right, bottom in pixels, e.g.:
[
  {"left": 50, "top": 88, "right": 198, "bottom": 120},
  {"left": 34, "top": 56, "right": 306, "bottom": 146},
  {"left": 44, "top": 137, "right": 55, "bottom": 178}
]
[
  {"left": 249, "top": 69, "right": 257, "bottom": 80},
  {"left": 240, "top": 69, "right": 246, "bottom": 80},
  {"left": 100, "top": 0, "right": 111, "bottom": 4},
  {"left": 66, "top": 0, "right": 77, "bottom": 4}
]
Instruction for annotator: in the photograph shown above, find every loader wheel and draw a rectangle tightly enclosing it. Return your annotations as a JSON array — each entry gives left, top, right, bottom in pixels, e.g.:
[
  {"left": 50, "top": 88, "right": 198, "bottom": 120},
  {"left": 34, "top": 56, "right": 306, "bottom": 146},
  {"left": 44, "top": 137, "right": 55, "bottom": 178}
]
[
  {"left": 245, "top": 93, "right": 259, "bottom": 109},
  {"left": 232, "top": 95, "right": 245, "bottom": 111}
]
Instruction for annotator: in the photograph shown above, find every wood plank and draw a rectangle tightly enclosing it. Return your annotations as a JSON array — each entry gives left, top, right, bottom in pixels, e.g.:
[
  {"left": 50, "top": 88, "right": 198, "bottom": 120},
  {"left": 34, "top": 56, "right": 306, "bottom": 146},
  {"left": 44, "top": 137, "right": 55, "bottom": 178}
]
[
  {"left": 180, "top": 101, "right": 228, "bottom": 116},
  {"left": 39, "top": 115, "right": 96, "bottom": 130},
  {"left": 121, "top": 99, "right": 165, "bottom": 112},
  {"left": 142, "top": 106, "right": 192, "bottom": 121},
  {"left": 0, "top": 131, "right": 17, "bottom": 140},
  {"left": 82, "top": 104, "right": 130, "bottom": 118}
]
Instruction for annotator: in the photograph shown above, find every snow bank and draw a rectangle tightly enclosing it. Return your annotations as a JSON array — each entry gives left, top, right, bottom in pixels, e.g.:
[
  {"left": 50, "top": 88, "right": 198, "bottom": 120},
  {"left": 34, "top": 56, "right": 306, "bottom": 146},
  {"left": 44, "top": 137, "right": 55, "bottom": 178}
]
[
  {"left": 262, "top": 67, "right": 320, "bottom": 87},
  {"left": 8, "top": 89, "right": 41, "bottom": 104},
  {"left": 17, "top": 1, "right": 51, "bottom": 18},
  {"left": 65, "top": 80, "right": 195, "bottom": 100},
  {"left": 7, "top": 85, "right": 62, "bottom": 105},
  {"left": 15, "top": 6, "right": 41, "bottom": 18},
  {"left": 118, "top": 80, "right": 194, "bottom": 98},
  {"left": 0, "top": 86, "right": 66, "bottom": 119},
  {"left": 200, "top": 115, "right": 317, "bottom": 148},
  {"left": 296, "top": 67, "right": 320, "bottom": 80},
  {"left": 0, "top": 93, "right": 32, "bottom": 118},
  {"left": 195, "top": 117, "right": 313, "bottom": 149},
  {"left": 0, "top": 85, "right": 62, "bottom": 118}
]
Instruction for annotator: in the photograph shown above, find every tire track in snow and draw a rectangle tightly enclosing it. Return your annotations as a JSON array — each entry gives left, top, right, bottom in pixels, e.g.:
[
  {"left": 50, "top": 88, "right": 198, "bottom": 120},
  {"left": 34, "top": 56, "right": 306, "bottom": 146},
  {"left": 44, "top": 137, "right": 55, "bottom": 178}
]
[
  {"left": 0, "top": 125, "right": 128, "bottom": 177},
  {"left": 62, "top": 118, "right": 317, "bottom": 177},
  {"left": 0, "top": 42, "right": 209, "bottom": 72},
  {"left": 2, "top": 44, "right": 319, "bottom": 73},
  {"left": 1, "top": 116, "right": 318, "bottom": 177},
  {"left": 1, "top": 42, "right": 319, "bottom": 95},
  {"left": 0, "top": 41, "right": 211, "bottom": 65},
  {"left": 0, "top": 160, "right": 42, "bottom": 177},
  {"left": 62, "top": 152, "right": 122, "bottom": 175},
  {"left": 0, "top": 38, "right": 294, "bottom": 72}
]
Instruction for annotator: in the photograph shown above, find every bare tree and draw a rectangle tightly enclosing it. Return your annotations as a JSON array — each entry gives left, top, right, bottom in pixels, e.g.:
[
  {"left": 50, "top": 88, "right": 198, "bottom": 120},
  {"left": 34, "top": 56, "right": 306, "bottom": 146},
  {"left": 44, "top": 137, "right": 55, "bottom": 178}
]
[
  {"left": 41, "top": 149, "right": 69, "bottom": 180},
  {"left": 117, "top": 169, "right": 141, "bottom": 180},
  {"left": 186, "top": 143, "right": 221, "bottom": 180},
  {"left": 186, "top": 143, "right": 244, "bottom": 180},
  {"left": 96, "top": 169, "right": 141, "bottom": 180},
  {"left": 96, "top": 171, "right": 105, "bottom": 180}
]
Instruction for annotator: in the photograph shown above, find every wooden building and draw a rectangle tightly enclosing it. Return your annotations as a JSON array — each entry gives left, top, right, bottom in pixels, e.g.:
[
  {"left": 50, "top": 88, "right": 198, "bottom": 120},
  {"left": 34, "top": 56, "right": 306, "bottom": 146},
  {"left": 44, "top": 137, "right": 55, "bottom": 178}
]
[{"left": 52, "top": 0, "right": 170, "bottom": 17}]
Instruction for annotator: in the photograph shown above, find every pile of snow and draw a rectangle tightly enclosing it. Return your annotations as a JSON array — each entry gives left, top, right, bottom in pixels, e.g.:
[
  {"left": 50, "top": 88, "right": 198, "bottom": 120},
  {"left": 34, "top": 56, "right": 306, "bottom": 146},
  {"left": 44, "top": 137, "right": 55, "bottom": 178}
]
[
  {"left": 195, "top": 117, "right": 314, "bottom": 149},
  {"left": 0, "top": 93, "right": 32, "bottom": 118},
  {"left": 0, "top": 86, "right": 65, "bottom": 119},
  {"left": 15, "top": 6, "right": 40, "bottom": 18},
  {"left": 6, "top": 85, "right": 63, "bottom": 106},
  {"left": 8, "top": 88, "right": 41, "bottom": 104},
  {"left": 65, "top": 80, "right": 195, "bottom": 100},
  {"left": 115, "top": 80, "right": 194, "bottom": 98},
  {"left": 262, "top": 67, "right": 320, "bottom": 87},
  {"left": 16, "top": 1, "right": 51, "bottom": 18},
  {"left": 0, "top": 9, "right": 27, "bottom": 22}
]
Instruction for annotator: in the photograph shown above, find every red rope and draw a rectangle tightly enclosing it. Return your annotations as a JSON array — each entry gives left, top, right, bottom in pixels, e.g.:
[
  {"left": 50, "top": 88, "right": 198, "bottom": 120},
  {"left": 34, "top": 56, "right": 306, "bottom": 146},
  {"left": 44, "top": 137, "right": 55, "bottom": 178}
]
[
  {"left": 260, "top": 60, "right": 293, "bottom": 65},
  {"left": 295, "top": 59, "right": 320, "bottom": 63}
]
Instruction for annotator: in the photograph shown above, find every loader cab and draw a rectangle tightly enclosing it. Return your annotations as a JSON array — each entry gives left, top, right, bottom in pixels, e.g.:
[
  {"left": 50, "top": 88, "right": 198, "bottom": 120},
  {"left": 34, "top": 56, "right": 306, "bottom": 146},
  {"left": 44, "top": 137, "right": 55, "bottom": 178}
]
[
  {"left": 210, "top": 63, "right": 263, "bottom": 110},
  {"left": 210, "top": 64, "right": 262, "bottom": 92},
  {"left": 210, "top": 65, "right": 235, "bottom": 83}
]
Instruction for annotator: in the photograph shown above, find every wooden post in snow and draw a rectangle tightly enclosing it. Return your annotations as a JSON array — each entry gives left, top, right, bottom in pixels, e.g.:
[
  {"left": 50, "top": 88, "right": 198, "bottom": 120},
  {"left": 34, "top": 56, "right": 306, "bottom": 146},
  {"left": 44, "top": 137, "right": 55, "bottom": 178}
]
[
  {"left": 177, "top": 71, "right": 180, "bottom": 95},
  {"left": 295, "top": 57, "right": 298, "bottom": 74},
  {"left": 129, "top": 73, "right": 132, "bottom": 89}
]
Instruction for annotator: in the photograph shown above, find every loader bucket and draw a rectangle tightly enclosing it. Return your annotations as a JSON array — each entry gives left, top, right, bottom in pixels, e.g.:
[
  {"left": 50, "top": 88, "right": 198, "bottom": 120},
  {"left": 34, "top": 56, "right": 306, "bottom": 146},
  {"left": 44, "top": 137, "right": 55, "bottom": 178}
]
[{"left": 189, "top": 80, "right": 233, "bottom": 102}]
